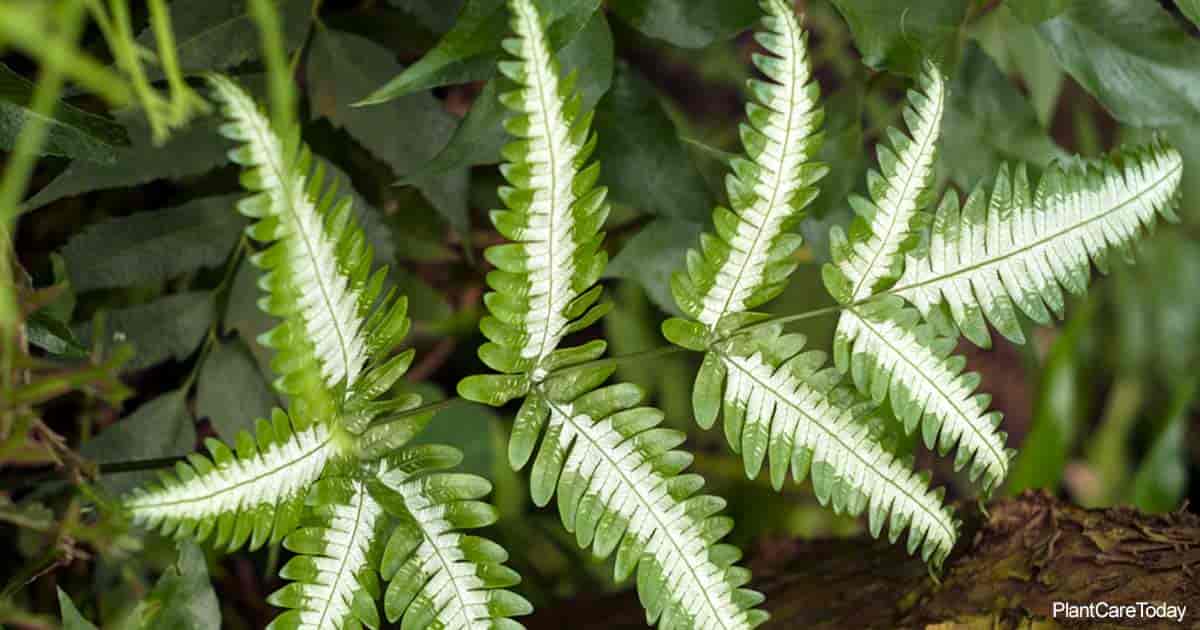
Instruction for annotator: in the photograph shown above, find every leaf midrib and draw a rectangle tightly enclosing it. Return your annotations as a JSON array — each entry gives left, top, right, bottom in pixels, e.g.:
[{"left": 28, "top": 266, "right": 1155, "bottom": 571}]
[
  {"left": 542, "top": 395, "right": 745, "bottom": 630},
  {"left": 718, "top": 349, "right": 957, "bottom": 546},
  {"left": 893, "top": 159, "right": 1182, "bottom": 297}
]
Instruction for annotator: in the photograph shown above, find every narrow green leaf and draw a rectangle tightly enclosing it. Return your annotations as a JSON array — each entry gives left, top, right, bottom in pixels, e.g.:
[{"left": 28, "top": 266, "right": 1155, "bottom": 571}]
[
  {"left": 60, "top": 195, "right": 245, "bottom": 292},
  {"left": 607, "top": 0, "right": 760, "bottom": 48},
  {"left": 828, "top": 0, "right": 971, "bottom": 75},
  {"left": 594, "top": 62, "right": 714, "bottom": 222},
  {"left": 197, "top": 336, "right": 277, "bottom": 439},
  {"left": 0, "top": 63, "right": 127, "bottom": 163},
  {"left": 973, "top": 5, "right": 1065, "bottom": 126},
  {"left": 1037, "top": 0, "right": 1200, "bottom": 126},
  {"left": 355, "top": 0, "right": 600, "bottom": 104},
  {"left": 1131, "top": 377, "right": 1196, "bottom": 513},
  {"left": 1005, "top": 301, "right": 1093, "bottom": 494},
  {"left": 308, "top": 26, "right": 469, "bottom": 230}
]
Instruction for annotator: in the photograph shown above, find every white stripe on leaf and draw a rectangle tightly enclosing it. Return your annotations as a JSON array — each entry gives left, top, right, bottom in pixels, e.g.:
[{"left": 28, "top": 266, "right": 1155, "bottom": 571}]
[
  {"left": 209, "top": 75, "right": 369, "bottom": 391},
  {"left": 895, "top": 140, "right": 1183, "bottom": 347},
  {"left": 833, "top": 60, "right": 945, "bottom": 303},
  {"left": 690, "top": 0, "right": 825, "bottom": 328}
]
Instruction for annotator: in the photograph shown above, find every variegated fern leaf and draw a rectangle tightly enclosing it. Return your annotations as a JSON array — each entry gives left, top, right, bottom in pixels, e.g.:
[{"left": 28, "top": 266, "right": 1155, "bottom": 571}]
[
  {"left": 695, "top": 325, "right": 959, "bottom": 567},
  {"left": 671, "top": 0, "right": 826, "bottom": 330},
  {"left": 370, "top": 445, "right": 531, "bottom": 629},
  {"left": 268, "top": 445, "right": 530, "bottom": 630},
  {"left": 463, "top": 0, "right": 610, "bottom": 405},
  {"left": 818, "top": 64, "right": 1014, "bottom": 495},
  {"left": 895, "top": 141, "right": 1183, "bottom": 348},
  {"left": 122, "top": 76, "right": 528, "bottom": 630},
  {"left": 662, "top": 4, "right": 960, "bottom": 567},
  {"left": 460, "top": 1, "right": 766, "bottom": 628}
]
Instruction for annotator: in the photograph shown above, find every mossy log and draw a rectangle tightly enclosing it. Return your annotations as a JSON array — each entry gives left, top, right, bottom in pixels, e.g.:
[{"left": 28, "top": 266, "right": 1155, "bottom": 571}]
[{"left": 527, "top": 491, "right": 1200, "bottom": 629}]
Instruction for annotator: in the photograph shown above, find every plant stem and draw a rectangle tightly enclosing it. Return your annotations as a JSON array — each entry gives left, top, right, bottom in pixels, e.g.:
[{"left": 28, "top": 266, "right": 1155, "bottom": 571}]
[
  {"left": 366, "top": 397, "right": 462, "bottom": 431},
  {"left": 99, "top": 456, "right": 186, "bottom": 475},
  {"left": 248, "top": 0, "right": 296, "bottom": 132},
  {"left": 0, "top": 0, "right": 88, "bottom": 418}
]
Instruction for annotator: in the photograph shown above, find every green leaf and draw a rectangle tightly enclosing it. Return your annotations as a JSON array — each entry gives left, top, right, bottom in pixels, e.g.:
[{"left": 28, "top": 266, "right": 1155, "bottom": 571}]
[
  {"left": 82, "top": 390, "right": 196, "bottom": 495},
  {"left": 77, "top": 292, "right": 214, "bottom": 371},
  {"left": 593, "top": 62, "right": 714, "bottom": 222},
  {"left": 1131, "top": 377, "right": 1196, "bottom": 513},
  {"left": 607, "top": 0, "right": 760, "bottom": 48},
  {"left": 1006, "top": 300, "right": 1093, "bottom": 494},
  {"left": 141, "top": 542, "right": 221, "bottom": 630},
  {"left": 828, "top": 0, "right": 971, "bottom": 75},
  {"left": 22, "top": 110, "right": 230, "bottom": 211},
  {"left": 60, "top": 195, "right": 245, "bottom": 292},
  {"left": 0, "top": 63, "right": 127, "bottom": 163},
  {"left": 307, "top": 26, "right": 470, "bottom": 230},
  {"left": 1179, "top": 0, "right": 1200, "bottom": 27},
  {"left": 973, "top": 5, "right": 1065, "bottom": 126},
  {"left": 356, "top": 0, "right": 600, "bottom": 104},
  {"left": 606, "top": 218, "right": 704, "bottom": 315},
  {"left": 400, "top": 8, "right": 613, "bottom": 180},
  {"left": 136, "top": 0, "right": 311, "bottom": 79},
  {"left": 1006, "top": 0, "right": 1075, "bottom": 24},
  {"left": 196, "top": 336, "right": 277, "bottom": 439},
  {"left": 388, "top": 0, "right": 467, "bottom": 34},
  {"left": 940, "top": 44, "right": 1065, "bottom": 189},
  {"left": 1037, "top": 0, "right": 1200, "bottom": 127},
  {"left": 57, "top": 588, "right": 98, "bottom": 630},
  {"left": 409, "top": 401, "right": 500, "bottom": 477}
]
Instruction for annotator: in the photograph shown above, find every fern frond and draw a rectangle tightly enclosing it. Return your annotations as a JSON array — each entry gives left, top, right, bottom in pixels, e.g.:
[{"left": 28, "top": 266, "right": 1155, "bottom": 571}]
[
  {"left": 125, "top": 409, "right": 336, "bottom": 551},
  {"left": 517, "top": 365, "right": 766, "bottom": 630},
  {"left": 267, "top": 476, "right": 387, "bottom": 630},
  {"left": 672, "top": 0, "right": 826, "bottom": 329},
  {"left": 466, "top": 0, "right": 610, "bottom": 402},
  {"left": 834, "top": 298, "right": 1013, "bottom": 493},
  {"left": 693, "top": 327, "right": 959, "bottom": 567},
  {"left": 895, "top": 140, "right": 1183, "bottom": 347},
  {"left": 369, "top": 445, "right": 531, "bottom": 629},
  {"left": 825, "top": 60, "right": 945, "bottom": 304},
  {"left": 209, "top": 75, "right": 414, "bottom": 418}
]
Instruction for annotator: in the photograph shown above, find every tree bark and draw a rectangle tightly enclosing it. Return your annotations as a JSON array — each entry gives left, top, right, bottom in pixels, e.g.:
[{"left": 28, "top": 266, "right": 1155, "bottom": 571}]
[{"left": 526, "top": 491, "right": 1200, "bottom": 629}]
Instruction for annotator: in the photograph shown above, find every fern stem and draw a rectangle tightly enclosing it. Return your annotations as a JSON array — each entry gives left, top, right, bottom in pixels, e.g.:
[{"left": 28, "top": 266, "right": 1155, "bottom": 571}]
[
  {"left": 99, "top": 456, "right": 186, "bottom": 475},
  {"left": 365, "top": 396, "right": 462, "bottom": 430}
]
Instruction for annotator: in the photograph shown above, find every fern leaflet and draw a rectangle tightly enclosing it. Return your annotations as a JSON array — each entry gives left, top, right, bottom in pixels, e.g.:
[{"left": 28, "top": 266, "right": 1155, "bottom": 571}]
[
  {"left": 372, "top": 445, "right": 531, "bottom": 629},
  {"left": 896, "top": 141, "right": 1183, "bottom": 347},
  {"left": 523, "top": 364, "right": 766, "bottom": 629},
  {"left": 672, "top": 0, "right": 826, "bottom": 329},
  {"left": 268, "top": 475, "right": 387, "bottom": 630},
  {"left": 125, "top": 409, "right": 334, "bottom": 551}
]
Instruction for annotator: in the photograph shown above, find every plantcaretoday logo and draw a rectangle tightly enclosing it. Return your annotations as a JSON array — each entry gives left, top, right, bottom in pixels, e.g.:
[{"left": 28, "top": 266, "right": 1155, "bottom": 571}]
[{"left": 1052, "top": 601, "right": 1188, "bottom": 624}]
